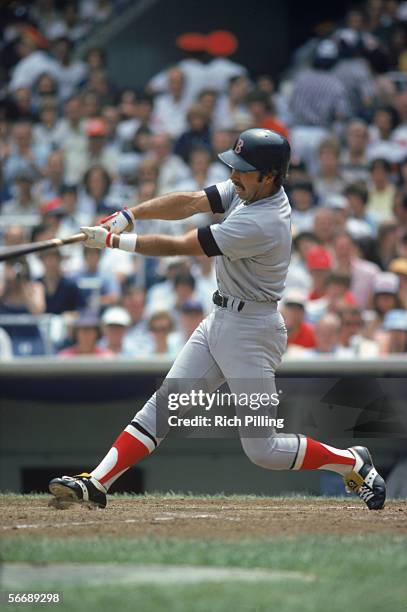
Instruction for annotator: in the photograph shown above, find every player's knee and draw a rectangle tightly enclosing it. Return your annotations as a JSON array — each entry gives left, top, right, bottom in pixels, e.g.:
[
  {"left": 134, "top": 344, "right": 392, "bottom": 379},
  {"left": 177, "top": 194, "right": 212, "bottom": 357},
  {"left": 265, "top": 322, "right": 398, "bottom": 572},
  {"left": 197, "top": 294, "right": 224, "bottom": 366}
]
[{"left": 241, "top": 440, "right": 271, "bottom": 469}]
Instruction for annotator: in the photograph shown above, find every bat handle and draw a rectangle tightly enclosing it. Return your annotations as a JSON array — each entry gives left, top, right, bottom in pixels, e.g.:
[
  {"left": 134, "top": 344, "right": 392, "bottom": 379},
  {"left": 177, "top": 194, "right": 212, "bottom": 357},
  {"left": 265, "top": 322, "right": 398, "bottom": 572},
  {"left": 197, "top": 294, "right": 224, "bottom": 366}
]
[{"left": 60, "top": 232, "right": 87, "bottom": 245}]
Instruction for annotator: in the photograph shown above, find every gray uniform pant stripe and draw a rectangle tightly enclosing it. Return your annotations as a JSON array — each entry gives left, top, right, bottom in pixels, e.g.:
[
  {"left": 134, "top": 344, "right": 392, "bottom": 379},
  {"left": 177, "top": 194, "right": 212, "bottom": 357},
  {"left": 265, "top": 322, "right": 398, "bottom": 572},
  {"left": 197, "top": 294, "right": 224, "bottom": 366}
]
[{"left": 134, "top": 308, "right": 300, "bottom": 470}]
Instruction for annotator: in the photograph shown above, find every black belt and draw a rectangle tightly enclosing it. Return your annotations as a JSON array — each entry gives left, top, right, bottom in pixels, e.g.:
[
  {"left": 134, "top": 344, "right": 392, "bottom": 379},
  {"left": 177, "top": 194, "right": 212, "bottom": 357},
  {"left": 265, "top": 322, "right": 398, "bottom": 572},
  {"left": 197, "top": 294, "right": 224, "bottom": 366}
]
[{"left": 213, "top": 290, "right": 245, "bottom": 311}]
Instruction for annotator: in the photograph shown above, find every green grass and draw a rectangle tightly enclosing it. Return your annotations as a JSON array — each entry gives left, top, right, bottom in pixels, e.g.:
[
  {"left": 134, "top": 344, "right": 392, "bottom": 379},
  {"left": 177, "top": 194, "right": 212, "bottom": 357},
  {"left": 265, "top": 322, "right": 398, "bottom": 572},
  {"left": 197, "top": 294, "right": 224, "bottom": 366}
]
[{"left": 1, "top": 535, "right": 407, "bottom": 612}]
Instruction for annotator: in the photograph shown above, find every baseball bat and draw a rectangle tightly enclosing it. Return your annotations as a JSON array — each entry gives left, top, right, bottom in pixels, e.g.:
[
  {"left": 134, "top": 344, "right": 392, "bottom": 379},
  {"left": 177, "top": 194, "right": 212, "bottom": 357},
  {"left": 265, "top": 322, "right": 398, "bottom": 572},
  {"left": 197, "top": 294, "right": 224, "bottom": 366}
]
[{"left": 0, "top": 232, "right": 87, "bottom": 262}]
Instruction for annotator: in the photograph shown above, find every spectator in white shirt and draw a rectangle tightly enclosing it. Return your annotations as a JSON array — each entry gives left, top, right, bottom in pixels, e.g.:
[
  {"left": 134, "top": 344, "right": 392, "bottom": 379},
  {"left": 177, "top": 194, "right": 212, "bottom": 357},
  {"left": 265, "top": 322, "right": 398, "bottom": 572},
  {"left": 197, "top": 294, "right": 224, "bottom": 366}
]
[
  {"left": 9, "top": 26, "right": 60, "bottom": 93},
  {"left": 153, "top": 67, "right": 190, "bottom": 138},
  {"left": 51, "top": 36, "right": 87, "bottom": 100},
  {"left": 148, "top": 133, "right": 189, "bottom": 195}
]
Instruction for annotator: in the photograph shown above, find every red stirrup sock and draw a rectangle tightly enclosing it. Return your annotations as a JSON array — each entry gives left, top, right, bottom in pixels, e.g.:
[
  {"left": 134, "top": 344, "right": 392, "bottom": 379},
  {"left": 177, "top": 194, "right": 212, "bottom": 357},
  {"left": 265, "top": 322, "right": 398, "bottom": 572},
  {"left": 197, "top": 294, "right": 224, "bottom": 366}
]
[
  {"left": 90, "top": 422, "right": 156, "bottom": 489},
  {"left": 292, "top": 436, "right": 356, "bottom": 475}
]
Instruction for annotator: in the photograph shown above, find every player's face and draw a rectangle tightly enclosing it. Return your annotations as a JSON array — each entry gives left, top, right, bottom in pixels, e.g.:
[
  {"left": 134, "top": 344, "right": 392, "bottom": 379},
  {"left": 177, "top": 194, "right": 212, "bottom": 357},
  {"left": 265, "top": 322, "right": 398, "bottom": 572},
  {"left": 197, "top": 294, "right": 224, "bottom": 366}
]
[{"left": 230, "top": 168, "right": 274, "bottom": 203}]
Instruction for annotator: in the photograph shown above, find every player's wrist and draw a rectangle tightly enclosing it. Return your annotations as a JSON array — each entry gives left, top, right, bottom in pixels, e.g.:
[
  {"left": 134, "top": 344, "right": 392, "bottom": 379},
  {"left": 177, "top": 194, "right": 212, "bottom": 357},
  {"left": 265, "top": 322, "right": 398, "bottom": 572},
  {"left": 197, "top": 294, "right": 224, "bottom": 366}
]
[{"left": 117, "top": 233, "right": 138, "bottom": 252}]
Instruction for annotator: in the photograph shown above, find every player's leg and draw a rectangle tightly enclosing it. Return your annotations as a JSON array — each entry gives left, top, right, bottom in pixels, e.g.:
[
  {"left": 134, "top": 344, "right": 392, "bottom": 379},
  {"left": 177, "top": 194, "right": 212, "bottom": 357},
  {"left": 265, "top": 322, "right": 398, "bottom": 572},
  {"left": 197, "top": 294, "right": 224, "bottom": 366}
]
[
  {"left": 49, "top": 314, "right": 225, "bottom": 508},
  {"left": 214, "top": 308, "right": 386, "bottom": 510}
]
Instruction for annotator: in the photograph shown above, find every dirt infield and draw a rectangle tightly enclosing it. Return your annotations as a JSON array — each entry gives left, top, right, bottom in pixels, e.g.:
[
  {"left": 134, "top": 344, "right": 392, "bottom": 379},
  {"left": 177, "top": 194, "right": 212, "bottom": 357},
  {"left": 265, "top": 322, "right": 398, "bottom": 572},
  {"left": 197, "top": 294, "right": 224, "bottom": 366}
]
[{"left": 1, "top": 495, "right": 406, "bottom": 539}]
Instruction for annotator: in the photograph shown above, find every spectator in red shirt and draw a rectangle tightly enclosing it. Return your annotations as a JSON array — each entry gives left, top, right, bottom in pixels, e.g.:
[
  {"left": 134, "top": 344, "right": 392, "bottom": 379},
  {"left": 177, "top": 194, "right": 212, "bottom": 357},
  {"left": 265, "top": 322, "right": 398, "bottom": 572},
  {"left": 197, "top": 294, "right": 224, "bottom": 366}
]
[
  {"left": 306, "top": 245, "right": 333, "bottom": 300},
  {"left": 246, "top": 90, "right": 289, "bottom": 138},
  {"left": 282, "top": 290, "right": 316, "bottom": 348}
]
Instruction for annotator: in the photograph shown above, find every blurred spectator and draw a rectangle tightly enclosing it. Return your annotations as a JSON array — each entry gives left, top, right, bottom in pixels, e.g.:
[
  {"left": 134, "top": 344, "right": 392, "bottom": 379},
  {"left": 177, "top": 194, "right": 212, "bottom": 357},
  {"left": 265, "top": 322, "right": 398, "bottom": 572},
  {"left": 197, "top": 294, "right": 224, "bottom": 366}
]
[
  {"left": 9, "top": 26, "right": 60, "bottom": 92},
  {"left": 337, "top": 305, "right": 379, "bottom": 357},
  {"left": 372, "top": 272, "right": 402, "bottom": 323},
  {"left": 59, "top": 311, "right": 112, "bottom": 357},
  {"left": 35, "top": 150, "right": 65, "bottom": 201},
  {"left": 175, "top": 147, "right": 229, "bottom": 193},
  {"left": 339, "top": 119, "right": 370, "bottom": 184},
  {"left": 367, "top": 158, "right": 397, "bottom": 221},
  {"left": 344, "top": 182, "right": 377, "bottom": 235},
  {"left": 367, "top": 106, "right": 404, "bottom": 163},
  {"left": 313, "top": 207, "right": 337, "bottom": 247},
  {"left": 246, "top": 90, "right": 289, "bottom": 138},
  {"left": 73, "top": 247, "right": 120, "bottom": 311},
  {"left": 122, "top": 286, "right": 151, "bottom": 355},
  {"left": 282, "top": 290, "right": 316, "bottom": 348},
  {"left": 290, "top": 39, "right": 350, "bottom": 172},
  {"left": 32, "top": 72, "right": 59, "bottom": 109},
  {"left": 99, "top": 306, "right": 131, "bottom": 355},
  {"left": 0, "top": 259, "right": 45, "bottom": 316},
  {"left": 3, "top": 121, "right": 48, "bottom": 184},
  {"left": 82, "top": 118, "right": 119, "bottom": 176},
  {"left": 85, "top": 47, "right": 107, "bottom": 72},
  {"left": 307, "top": 313, "right": 351, "bottom": 356},
  {"left": 333, "top": 231, "right": 380, "bottom": 308},
  {"left": 213, "top": 75, "right": 252, "bottom": 130},
  {"left": 381, "top": 309, "right": 407, "bottom": 354},
  {"left": 290, "top": 180, "right": 317, "bottom": 232},
  {"left": 314, "top": 137, "right": 345, "bottom": 200},
  {"left": 2, "top": 167, "right": 41, "bottom": 216},
  {"left": 170, "top": 299, "right": 205, "bottom": 351},
  {"left": 78, "top": 165, "right": 113, "bottom": 221},
  {"left": 51, "top": 36, "right": 87, "bottom": 100},
  {"left": 149, "top": 133, "right": 190, "bottom": 195},
  {"left": 306, "top": 245, "right": 333, "bottom": 300},
  {"left": 146, "top": 310, "right": 176, "bottom": 357},
  {"left": 53, "top": 94, "right": 87, "bottom": 184},
  {"left": 0, "top": 259, "right": 46, "bottom": 356},
  {"left": 285, "top": 231, "right": 316, "bottom": 292},
  {"left": 38, "top": 250, "right": 84, "bottom": 314},
  {"left": 153, "top": 67, "right": 190, "bottom": 138},
  {"left": 6, "top": 87, "right": 37, "bottom": 122},
  {"left": 333, "top": 28, "right": 375, "bottom": 117},
  {"left": 174, "top": 104, "right": 211, "bottom": 163},
  {"left": 375, "top": 221, "right": 399, "bottom": 269},
  {"left": 32, "top": 102, "right": 61, "bottom": 150}
]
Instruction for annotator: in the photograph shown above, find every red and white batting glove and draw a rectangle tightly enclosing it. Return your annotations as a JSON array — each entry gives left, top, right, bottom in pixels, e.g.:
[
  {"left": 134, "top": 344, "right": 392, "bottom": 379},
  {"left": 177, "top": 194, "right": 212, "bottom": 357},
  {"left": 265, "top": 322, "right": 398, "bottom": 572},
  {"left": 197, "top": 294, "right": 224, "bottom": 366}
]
[
  {"left": 100, "top": 207, "right": 135, "bottom": 234},
  {"left": 81, "top": 226, "right": 138, "bottom": 252},
  {"left": 81, "top": 226, "right": 110, "bottom": 249}
]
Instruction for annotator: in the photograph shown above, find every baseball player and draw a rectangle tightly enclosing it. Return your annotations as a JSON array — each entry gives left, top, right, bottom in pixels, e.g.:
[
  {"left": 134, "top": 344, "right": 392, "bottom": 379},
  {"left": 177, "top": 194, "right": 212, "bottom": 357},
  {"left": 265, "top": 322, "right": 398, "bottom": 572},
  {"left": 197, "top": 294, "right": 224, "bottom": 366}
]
[{"left": 49, "top": 129, "right": 386, "bottom": 510}]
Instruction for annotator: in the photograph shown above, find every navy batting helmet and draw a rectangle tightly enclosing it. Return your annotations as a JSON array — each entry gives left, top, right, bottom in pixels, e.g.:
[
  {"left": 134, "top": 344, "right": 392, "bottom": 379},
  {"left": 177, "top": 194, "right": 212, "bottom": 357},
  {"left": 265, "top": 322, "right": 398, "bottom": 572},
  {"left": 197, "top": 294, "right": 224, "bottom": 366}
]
[{"left": 218, "top": 128, "right": 290, "bottom": 177}]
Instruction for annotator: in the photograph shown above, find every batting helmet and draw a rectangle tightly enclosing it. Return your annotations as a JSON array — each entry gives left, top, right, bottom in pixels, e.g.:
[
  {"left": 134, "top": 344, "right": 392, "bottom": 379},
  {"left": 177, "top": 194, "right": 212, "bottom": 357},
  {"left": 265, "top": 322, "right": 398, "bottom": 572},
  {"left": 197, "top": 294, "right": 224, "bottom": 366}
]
[{"left": 218, "top": 128, "right": 290, "bottom": 177}]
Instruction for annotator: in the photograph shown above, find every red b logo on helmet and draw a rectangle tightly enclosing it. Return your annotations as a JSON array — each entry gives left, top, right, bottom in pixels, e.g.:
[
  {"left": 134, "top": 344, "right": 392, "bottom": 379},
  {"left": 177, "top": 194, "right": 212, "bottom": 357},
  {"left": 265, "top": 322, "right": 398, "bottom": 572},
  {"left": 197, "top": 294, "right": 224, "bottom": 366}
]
[{"left": 234, "top": 138, "right": 244, "bottom": 154}]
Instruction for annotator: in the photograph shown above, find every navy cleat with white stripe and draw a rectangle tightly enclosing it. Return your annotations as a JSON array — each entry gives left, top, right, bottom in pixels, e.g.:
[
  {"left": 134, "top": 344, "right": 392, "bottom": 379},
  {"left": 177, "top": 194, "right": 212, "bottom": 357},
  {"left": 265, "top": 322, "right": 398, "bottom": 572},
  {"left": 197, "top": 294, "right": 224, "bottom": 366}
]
[
  {"left": 49, "top": 473, "right": 107, "bottom": 509},
  {"left": 344, "top": 446, "right": 386, "bottom": 510}
]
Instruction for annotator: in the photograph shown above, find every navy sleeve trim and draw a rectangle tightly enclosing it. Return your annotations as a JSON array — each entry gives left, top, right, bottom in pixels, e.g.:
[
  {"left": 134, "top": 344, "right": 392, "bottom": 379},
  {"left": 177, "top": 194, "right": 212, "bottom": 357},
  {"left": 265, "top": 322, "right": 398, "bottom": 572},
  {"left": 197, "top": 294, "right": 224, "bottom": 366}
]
[
  {"left": 204, "top": 185, "right": 224, "bottom": 214},
  {"left": 197, "top": 226, "right": 223, "bottom": 257}
]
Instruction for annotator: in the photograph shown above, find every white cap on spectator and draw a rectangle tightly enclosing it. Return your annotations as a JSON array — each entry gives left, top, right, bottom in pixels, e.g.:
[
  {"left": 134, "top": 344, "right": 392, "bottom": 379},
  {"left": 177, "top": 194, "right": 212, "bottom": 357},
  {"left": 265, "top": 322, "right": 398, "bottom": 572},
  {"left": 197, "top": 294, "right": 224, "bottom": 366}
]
[
  {"left": 282, "top": 289, "right": 308, "bottom": 307},
  {"left": 102, "top": 307, "right": 131, "bottom": 327},
  {"left": 325, "top": 194, "right": 347, "bottom": 210},
  {"left": 373, "top": 272, "right": 399, "bottom": 295}
]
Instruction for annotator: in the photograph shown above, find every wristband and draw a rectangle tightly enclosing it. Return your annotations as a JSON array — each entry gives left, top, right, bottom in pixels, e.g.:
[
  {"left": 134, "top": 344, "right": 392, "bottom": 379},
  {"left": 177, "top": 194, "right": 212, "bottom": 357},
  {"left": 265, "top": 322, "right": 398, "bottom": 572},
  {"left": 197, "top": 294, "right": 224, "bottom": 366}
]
[
  {"left": 121, "top": 207, "right": 135, "bottom": 228},
  {"left": 105, "top": 231, "right": 114, "bottom": 248},
  {"left": 118, "top": 233, "right": 138, "bottom": 252}
]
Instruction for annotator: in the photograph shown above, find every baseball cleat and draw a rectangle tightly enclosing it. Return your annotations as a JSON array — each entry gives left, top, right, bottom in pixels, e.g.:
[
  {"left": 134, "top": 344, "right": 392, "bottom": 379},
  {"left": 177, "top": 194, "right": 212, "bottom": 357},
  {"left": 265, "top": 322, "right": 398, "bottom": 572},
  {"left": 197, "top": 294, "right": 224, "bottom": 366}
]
[
  {"left": 344, "top": 446, "right": 386, "bottom": 510},
  {"left": 48, "top": 473, "right": 107, "bottom": 509}
]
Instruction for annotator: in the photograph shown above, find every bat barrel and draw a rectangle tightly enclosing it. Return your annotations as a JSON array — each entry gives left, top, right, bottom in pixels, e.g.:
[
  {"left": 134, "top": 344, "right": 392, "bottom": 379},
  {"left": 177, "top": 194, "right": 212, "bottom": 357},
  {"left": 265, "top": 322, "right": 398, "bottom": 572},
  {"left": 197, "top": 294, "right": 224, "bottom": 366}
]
[{"left": 0, "top": 232, "right": 86, "bottom": 262}]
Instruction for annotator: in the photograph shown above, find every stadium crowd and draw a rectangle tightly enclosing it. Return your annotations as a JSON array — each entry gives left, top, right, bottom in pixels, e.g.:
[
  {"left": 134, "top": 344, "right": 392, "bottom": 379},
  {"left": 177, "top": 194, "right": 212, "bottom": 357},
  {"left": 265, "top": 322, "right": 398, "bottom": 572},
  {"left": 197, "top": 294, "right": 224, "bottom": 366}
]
[{"left": 1, "top": 0, "right": 407, "bottom": 359}]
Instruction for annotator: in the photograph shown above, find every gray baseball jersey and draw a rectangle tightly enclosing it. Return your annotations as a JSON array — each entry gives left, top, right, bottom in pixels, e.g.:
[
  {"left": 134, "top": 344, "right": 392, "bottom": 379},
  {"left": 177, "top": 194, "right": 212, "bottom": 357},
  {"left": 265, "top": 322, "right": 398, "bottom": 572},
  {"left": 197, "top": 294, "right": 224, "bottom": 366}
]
[{"left": 197, "top": 180, "right": 292, "bottom": 302}]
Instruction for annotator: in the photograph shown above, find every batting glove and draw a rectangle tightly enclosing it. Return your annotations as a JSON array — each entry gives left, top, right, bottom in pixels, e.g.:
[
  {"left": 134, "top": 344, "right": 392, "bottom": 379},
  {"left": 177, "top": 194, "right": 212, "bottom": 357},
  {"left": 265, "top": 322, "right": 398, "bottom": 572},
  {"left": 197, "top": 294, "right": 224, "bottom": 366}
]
[
  {"left": 100, "top": 207, "right": 135, "bottom": 234},
  {"left": 81, "top": 226, "right": 111, "bottom": 249}
]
